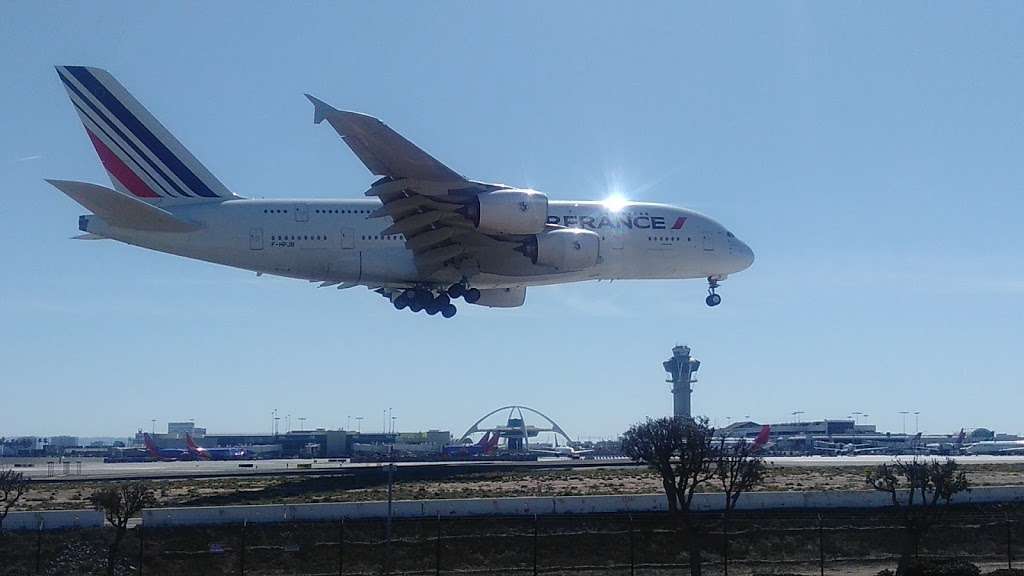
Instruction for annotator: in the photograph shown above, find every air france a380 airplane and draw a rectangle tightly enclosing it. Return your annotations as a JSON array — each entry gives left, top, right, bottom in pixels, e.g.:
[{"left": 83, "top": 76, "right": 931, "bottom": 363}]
[{"left": 50, "top": 66, "right": 754, "bottom": 318}]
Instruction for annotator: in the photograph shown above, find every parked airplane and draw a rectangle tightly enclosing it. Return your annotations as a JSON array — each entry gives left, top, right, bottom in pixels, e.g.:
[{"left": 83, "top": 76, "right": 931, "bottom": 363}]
[
  {"left": 184, "top": 434, "right": 248, "bottom": 461},
  {"left": 50, "top": 66, "right": 754, "bottom": 317},
  {"left": 714, "top": 425, "right": 773, "bottom": 455},
  {"left": 530, "top": 436, "right": 594, "bottom": 459},
  {"left": 443, "top": 431, "right": 501, "bottom": 458},
  {"left": 815, "top": 432, "right": 922, "bottom": 456},
  {"left": 964, "top": 439, "right": 1024, "bottom": 455},
  {"left": 924, "top": 429, "right": 967, "bottom": 455},
  {"left": 142, "top": 433, "right": 193, "bottom": 461}
]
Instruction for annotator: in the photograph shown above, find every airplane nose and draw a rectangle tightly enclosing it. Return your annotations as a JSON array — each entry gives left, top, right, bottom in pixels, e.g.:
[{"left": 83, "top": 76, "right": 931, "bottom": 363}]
[{"left": 736, "top": 240, "right": 755, "bottom": 271}]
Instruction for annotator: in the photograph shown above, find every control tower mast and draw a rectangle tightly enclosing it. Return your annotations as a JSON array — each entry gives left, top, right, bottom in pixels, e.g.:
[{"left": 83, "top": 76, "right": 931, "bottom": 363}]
[{"left": 663, "top": 345, "right": 700, "bottom": 419}]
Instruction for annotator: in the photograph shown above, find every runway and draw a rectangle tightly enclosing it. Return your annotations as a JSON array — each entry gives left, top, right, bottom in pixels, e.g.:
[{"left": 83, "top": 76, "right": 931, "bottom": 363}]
[{"left": 5, "top": 454, "right": 1022, "bottom": 483}]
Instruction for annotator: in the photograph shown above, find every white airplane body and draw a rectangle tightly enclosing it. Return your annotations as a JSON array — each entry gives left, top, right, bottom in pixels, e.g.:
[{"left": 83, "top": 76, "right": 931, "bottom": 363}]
[
  {"left": 51, "top": 66, "right": 754, "bottom": 316},
  {"left": 964, "top": 440, "right": 1024, "bottom": 455}
]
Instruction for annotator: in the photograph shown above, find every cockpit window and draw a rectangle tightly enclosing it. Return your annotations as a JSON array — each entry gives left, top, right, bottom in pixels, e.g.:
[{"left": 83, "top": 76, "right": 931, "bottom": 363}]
[{"left": 726, "top": 231, "right": 734, "bottom": 238}]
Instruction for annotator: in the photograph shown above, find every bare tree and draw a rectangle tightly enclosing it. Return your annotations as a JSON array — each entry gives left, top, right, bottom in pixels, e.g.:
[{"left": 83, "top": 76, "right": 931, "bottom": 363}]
[
  {"left": 0, "top": 469, "right": 30, "bottom": 532},
  {"left": 623, "top": 416, "right": 717, "bottom": 576},
  {"left": 89, "top": 482, "right": 154, "bottom": 575},
  {"left": 866, "top": 457, "right": 970, "bottom": 575},
  {"left": 714, "top": 437, "right": 768, "bottom": 576}
]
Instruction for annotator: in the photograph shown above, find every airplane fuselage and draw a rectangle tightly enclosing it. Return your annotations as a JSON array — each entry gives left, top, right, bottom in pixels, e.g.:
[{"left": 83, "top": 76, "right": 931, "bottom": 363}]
[{"left": 81, "top": 198, "right": 755, "bottom": 290}]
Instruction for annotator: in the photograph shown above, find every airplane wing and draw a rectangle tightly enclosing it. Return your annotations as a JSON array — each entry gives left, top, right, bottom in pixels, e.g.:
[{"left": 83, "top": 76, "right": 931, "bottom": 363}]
[
  {"left": 305, "top": 96, "right": 534, "bottom": 282},
  {"left": 305, "top": 95, "right": 464, "bottom": 182}
]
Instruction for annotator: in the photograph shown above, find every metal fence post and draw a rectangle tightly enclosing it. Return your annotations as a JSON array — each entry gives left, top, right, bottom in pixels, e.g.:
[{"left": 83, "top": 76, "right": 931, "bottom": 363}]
[
  {"left": 532, "top": 514, "right": 539, "bottom": 576},
  {"left": 722, "top": 512, "right": 729, "bottom": 576},
  {"left": 35, "top": 519, "right": 42, "bottom": 574},
  {"left": 1009, "top": 517, "right": 1014, "bottom": 570},
  {"left": 338, "top": 518, "right": 344, "bottom": 576},
  {"left": 239, "top": 521, "right": 246, "bottom": 576},
  {"left": 628, "top": 514, "right": 635, "bottom": 576},
  {"left": 138, "top": 523, "right": 144, "bottom": 576},
  {"left": 434, "top": 514, "right": 442, "bottom": 576},
  {"left": 817, "top": 514, "right": 824, "bottom": 576}
]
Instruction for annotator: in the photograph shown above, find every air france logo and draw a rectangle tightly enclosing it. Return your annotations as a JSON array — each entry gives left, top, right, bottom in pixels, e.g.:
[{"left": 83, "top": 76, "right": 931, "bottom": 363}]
[{"left": 547, "top": 214, "right": 686, "bottom": 231}]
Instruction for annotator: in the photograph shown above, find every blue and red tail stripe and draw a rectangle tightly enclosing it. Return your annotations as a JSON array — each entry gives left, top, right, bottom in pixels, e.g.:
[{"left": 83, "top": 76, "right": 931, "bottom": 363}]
[
  {"left": 57, "top": 68, "right": 183, "bottom": 198},
  {"left": 56, "top": 66, "right": 232, "bottom": 201}
]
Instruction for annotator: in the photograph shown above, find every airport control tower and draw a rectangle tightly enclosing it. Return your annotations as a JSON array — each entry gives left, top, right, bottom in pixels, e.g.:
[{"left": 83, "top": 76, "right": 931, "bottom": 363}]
[{"left": 663, "top": 345, "right": 700, "bottom": 419}]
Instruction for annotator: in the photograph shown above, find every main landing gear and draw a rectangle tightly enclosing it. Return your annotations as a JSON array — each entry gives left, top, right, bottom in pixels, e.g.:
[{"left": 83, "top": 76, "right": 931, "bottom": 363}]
[
  {"left": 391, "top": 282, "right": 481, "bottom": 318},
  {"left": 447, "top": 282, "right": 480, "bottom": 304},
  {"left": 705, "top": 277, "right": 723, "bottom": 307}
]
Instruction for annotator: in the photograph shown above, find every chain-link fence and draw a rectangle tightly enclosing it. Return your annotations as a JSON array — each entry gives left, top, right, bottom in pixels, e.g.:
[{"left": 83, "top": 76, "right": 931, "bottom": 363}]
[{"left": 1, "top": 506, "right": 1021, "bottom": 575}]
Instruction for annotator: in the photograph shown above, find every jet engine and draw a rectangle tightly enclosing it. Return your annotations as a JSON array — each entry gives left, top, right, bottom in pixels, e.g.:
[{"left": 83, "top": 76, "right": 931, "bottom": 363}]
[
  {"left": 461, "top": 189, "right": 548, "bottom": 235},
  {"left": 518, "top": 228, "right": 600, "bottom": 272}
]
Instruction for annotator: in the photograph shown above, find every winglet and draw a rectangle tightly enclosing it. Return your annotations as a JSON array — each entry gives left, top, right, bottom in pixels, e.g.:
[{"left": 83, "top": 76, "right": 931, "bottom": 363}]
[{"left": 305, "top": 94, "right": 335, "bottom": 124}]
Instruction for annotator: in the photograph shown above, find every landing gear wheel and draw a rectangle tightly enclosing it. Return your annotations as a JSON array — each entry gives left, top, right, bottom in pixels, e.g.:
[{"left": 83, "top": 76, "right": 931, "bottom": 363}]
[
  {"left": 464, "top": 288, "right": 482, "bottom": 304},
  {"left": 409, "top": 302, "right": 423, "bottom": 313},
  {"left": 705, "top": 277, "right": 722, "bottom": 307},
  {"left": 447, "top": 283, "right": 465, "bottom": 299},
  {"left": 415, "top": 290, "right": 433, "bottom": 309},
  {"left": 434, "top": 293, "right": 451, "bottom": 308},
  {"left": 426, "top": 305, "right": 440, "bottom": 316},
  {"left": 441, "top": 304, "right": 457, "bottom": 318},
  {"left": 393, "top": 291, "right": 411, "bottom": 310}
]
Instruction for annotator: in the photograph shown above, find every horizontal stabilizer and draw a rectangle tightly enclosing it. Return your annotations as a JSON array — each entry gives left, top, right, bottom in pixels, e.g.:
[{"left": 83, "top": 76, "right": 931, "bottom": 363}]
[
  {"left": 46, "top": 179, "right": 199, "bottom": 233},
  {"left": 72, "top": 233, "right": 106, "bottom": 240}
]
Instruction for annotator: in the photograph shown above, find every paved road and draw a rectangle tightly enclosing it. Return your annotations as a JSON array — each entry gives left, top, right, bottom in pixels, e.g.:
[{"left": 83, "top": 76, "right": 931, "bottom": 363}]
[{"left": 4, "top": 454, "right": 1022, "bottom": 483}]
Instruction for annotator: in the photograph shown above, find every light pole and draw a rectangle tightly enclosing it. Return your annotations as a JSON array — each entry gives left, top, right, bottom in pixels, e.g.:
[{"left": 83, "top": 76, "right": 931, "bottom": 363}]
[
  {"left": 298, "top": 417, "right": 306, "bottom": 431},
  {"left": 791, "top": 411, "right": 805, "bottom": 424},
  {"left": 151, "top": 419, "right": 156, "bottom": 435},
  {"left": 346, "top": 416, "right": 351, "bottom": 431},
  {"left": 914, "top": 411, "right": 920, "bottom": 434},
  {"left": 355, "top": 416, "right": 363, "bottom": 434},
  {"left": 899, "top": 411, "right": 909, "bottom": 435}
]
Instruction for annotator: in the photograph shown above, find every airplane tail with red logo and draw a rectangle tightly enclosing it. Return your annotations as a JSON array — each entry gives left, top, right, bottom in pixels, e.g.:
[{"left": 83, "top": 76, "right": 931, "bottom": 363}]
[
  {"left": 752, "top": 425, "right": 771, "bottom": 451},
  {"left": 475, "top": 432, "right": 491, "bottom": 448},
  {"left": 486, "top": 431, "right": 501, "bottom": 452},
  {"left": 142, "top": 433, "right": 162, "bottom": 459},
  {"left": 185, "top": 434, "right": 209, "bottom": 459}
]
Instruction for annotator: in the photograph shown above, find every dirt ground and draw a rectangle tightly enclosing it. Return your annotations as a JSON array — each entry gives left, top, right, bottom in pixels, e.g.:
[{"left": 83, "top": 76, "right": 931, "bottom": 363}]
[{"left": 10, "top": 463, "right": 1024, "bottom": 512}]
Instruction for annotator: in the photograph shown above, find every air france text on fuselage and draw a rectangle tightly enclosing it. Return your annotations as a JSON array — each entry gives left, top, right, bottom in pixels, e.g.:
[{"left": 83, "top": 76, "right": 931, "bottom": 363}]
[{"left": 546, "top": 214, "right": 687, "bottom": 230}]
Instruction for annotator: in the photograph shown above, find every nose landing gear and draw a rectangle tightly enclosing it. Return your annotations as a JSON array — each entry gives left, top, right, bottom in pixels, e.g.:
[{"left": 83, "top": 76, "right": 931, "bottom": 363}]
[{"left": 705, "top": 277, "right": 722, "bottom": 307}]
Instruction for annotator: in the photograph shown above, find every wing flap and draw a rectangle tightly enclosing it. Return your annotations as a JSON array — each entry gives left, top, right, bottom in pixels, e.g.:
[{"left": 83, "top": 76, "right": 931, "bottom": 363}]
[{"left": 47, "top": 179, "right": 199, "bottom": 232}]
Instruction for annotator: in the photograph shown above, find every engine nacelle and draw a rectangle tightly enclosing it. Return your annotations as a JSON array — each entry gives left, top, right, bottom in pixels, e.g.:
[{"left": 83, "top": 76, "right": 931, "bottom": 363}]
[
  {"left": 520, "top": 228, "right": 600, "bottom": 272},
  {"left": 465, "top": 189, "right": 548, "bottom": 235}
]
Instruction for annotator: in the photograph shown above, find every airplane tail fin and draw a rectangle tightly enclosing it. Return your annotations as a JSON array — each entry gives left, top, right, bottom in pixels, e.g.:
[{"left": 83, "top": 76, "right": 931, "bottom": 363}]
[
  {"left": 475, "top": 432, "right": 491, "bottom": 448},
  {"left": 184, "top": 434, "right": 208, "bottom": 459},
  {"left": 142, "top": 433, "right": 162, "bottom": 459},
  {"left": 753, "top": 425, "right": 771, "bottom": 450},
  {"left": 54, "top": 66, "right": 238, "bottom": 204}
]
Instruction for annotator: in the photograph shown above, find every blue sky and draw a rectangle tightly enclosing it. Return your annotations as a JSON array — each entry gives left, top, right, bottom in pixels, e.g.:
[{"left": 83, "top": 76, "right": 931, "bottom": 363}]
[{"left": 2, "top": 2, "right": 1021, "bottom": 439}]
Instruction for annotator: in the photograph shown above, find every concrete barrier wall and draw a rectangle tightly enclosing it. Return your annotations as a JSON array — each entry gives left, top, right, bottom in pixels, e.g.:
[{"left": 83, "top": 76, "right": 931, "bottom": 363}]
[
  {"left": 3, "top": 509, "right": 104, "bottom": 531},
  {"left": 141, "top": 485, "right": 1024, "bottom": 528}
]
